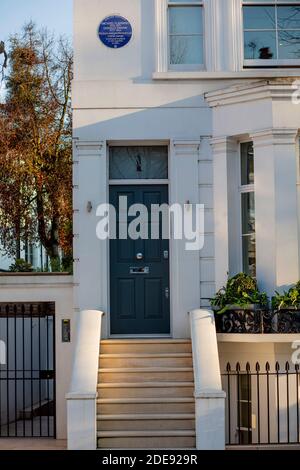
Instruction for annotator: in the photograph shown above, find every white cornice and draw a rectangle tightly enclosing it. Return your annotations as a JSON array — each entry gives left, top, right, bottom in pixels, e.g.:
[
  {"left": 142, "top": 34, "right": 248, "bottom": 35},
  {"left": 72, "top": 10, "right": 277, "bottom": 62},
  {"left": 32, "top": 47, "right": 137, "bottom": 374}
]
[
  {"left": 210, "top": 136, "right": 237, "bottom": 153},
  {"left": 205, "top": 79, "right": 300, "bottom": 107},
  {"left": 173, "top": 140, "right": 202, "bottom": 147},
  {"left": 74, "top": 140, "right": 104, "bottom": 148},
  {"left": 250, "top": 128, "right": 299, "bottom": 147},
  {"left": 74, "top": 140, "right": 104, "bottom": 156}
]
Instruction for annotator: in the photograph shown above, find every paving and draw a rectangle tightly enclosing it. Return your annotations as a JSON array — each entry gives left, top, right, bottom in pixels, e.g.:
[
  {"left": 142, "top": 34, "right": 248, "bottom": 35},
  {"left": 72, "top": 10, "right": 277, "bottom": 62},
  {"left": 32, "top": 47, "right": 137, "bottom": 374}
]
[{"left": 0, "top": 438, "right": 67, "bottom": 450}]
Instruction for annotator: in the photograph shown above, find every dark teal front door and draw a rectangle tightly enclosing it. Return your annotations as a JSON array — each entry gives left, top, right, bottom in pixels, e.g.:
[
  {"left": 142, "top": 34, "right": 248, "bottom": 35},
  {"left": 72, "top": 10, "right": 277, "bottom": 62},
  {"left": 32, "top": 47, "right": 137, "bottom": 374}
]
[{"left": 110, "top": 185, "right": 170, "bottom": 335}]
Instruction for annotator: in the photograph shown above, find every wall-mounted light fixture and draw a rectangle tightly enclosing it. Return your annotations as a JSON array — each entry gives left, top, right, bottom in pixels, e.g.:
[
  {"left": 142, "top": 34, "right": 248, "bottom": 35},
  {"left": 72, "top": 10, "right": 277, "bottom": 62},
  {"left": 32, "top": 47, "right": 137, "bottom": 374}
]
[{"left": 87, "top": 201, "right": 93, "bottom": 213}]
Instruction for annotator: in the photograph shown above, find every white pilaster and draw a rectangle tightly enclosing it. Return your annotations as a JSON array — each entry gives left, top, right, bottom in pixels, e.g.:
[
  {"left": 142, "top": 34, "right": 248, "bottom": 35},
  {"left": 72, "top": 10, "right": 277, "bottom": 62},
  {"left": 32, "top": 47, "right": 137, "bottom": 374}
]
[
  {"left": 73, "top": 141, "right": 109, "bottom": 335},
  {"left": 170, "top": 140, "right": 201, "bottom": 338},
  {"left": 155, "top": 0, "right": 168, "bottom": 73},
  {"left": 226, "top": 0, "right": 243, "bottom": 72},
  {"left": 204, "top": 0, "right": 222, "bottom": 71},
  {"left": 251, "top": 129, "right": 299, "bottom": 294},
  {"left": 211, "top": 137, "right": 237, "bottom": 290}
]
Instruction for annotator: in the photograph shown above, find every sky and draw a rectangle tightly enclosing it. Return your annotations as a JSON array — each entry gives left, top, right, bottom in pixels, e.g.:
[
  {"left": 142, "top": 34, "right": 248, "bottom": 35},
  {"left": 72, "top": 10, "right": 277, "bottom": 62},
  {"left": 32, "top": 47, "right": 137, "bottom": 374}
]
[{"left": 1, "top": 0, "right": 73, "bottom": 42}]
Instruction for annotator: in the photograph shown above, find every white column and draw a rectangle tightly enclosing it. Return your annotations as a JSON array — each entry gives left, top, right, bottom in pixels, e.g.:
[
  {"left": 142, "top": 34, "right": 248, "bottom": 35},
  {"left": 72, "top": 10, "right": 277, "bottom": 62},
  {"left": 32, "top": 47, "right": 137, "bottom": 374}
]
[
  {"left": 170, "top": 140, "right": 201, "bottom": 338},
  {"left": 73, "top": 141, "right": 109, "bottom": 336},
  {"left": 204, "top": 0, "right": 222, "bottom": 71},
  {"left": 211, "top": 137, "right": 237, "bottom": 290},
  {"left": 251, "top": 129, "right": 299, "bottom": 295},
  {"left": 189, "top": 309, "right": 226, "bottom": 450},
  {"left": 225, "top": 0, "right": 243, "bottom": 72},
  {"left": 155, "top": 0, "right": 168, "bottom": 73}
]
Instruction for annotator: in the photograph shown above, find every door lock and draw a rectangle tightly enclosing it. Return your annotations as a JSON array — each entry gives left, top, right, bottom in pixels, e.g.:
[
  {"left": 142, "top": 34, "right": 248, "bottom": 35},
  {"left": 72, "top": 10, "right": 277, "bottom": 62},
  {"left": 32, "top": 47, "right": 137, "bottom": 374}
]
[
  {"left": 136, "top": 253, "right": 144, "bottom": 260},
  {"left": 165, "top": 287, "right": 169, "bottom": 299}
]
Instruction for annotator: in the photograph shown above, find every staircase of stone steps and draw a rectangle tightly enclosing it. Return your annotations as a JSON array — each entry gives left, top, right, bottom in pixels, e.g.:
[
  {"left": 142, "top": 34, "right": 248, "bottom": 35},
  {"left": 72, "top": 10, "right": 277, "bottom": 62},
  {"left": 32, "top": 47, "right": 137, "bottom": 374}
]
[{"left": 97, "top": 339, "right": 195, "bottom": 449}]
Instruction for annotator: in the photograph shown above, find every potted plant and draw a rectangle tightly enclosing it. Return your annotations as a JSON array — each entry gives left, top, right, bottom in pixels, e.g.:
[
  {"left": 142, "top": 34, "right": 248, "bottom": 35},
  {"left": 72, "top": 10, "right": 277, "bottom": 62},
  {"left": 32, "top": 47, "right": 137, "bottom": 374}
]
[
  {"left": 271, "top": 282, "right": 300, "bottom": 333},
  {"left": 211, "top": 273, "right": 269, "bottom": 333}
]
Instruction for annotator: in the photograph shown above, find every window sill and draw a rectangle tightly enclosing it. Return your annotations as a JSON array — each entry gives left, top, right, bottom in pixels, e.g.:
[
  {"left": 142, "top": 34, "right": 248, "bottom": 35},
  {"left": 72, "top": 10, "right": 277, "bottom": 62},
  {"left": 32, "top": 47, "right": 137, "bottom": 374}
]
[
  {"left": 152, "top": 70, "right": 300, "bottom": 80},
  {"left": 244, "top": 59, "right": 300, "bottom": 68}
]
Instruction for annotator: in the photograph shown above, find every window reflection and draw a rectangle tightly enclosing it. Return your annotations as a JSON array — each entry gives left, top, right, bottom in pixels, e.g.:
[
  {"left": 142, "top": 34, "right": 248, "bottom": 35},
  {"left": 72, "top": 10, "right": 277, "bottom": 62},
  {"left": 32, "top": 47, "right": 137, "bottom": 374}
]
[
  {"left": 168, "top": 2, "right": 204, "bottom": 66},
  {"left": 240, "top": 143, "right": 256, "bottom": 277},
  {"left": 109, "top": 147, "right": 168, "bottom": 180},
  {"left": 243, "top": 3, "right": 300, "bottom": 61}
]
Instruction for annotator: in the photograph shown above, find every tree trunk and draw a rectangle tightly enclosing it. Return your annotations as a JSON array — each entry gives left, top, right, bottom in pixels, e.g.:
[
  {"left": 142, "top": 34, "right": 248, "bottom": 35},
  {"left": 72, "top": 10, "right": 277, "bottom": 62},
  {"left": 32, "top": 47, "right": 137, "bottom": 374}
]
[
  {"left": 48, "top": 215, "right": 60, "bottom": 272},
  {"left": 36, "top": 191, "right": 61, "bottom": 272},
  {"left": 15, "top": 217, "right": 21, "bottom": 260}
]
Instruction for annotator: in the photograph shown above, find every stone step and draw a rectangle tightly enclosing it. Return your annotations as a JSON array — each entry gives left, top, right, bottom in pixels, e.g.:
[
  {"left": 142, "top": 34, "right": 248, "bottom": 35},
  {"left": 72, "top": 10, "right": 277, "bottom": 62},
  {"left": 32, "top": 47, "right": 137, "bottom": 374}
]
[
  {"left": 100, "top": 339, "right": 192, "bottom": 355},
  {"left": 97, "top": 430, "right": 196, "bottom": 449},
  {"left": 97, "top": 339, "right": 195, "bottom": 449},
  {"left": 97, "top": 381, "right": 194, "bottom": 399},
  {"left": 97, "top": 413, "right": 195, "bottom": 431},
  {"left": 99, "top": 367, "right": 194, "bottom": 383},
  {"left": 97, "top": 397, "right": 195, "bottom": 415},
  {"left": 99, "top": 353, "right": 193, "bottom": 368}
]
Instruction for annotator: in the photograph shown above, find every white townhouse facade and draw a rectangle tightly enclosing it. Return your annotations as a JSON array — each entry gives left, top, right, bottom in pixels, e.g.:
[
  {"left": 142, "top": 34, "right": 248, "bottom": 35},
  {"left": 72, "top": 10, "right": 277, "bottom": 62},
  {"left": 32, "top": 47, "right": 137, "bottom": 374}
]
[{"left": 68, "top": 0, "right": 300, "bottom": 450}]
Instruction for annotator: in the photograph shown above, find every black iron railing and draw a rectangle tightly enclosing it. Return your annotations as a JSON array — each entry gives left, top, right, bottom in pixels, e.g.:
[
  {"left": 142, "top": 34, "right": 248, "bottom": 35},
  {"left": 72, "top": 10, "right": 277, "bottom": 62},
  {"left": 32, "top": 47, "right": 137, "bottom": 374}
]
[
  {"left": 222, "top": 361, "right": 300, "bottom": 446},
  {"left": 0, "top": 302, "right": 55, "bottom": 438},
  {"left": 215, "top": 309, "right": 300, "bottom": 334}
]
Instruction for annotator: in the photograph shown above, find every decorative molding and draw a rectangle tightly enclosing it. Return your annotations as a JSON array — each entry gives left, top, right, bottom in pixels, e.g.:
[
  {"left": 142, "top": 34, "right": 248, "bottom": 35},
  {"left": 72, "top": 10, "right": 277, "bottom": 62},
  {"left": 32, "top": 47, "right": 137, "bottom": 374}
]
[
  {"left": 205, "top": 80, "right": 300, "bottom": 107},
  {"left": 250, "top": 128, "right": 299, "bottom": 147},
  {"left": 74, "top": 141, "right": 104, "bottom": 153},
  {"left": 155, "top": 0, "right": 168, "bottom": 73},
  {"left": 173, "top": 140, "right": 202, "bottom": 147},
  {"left": 210, "top": 136, "right": 237, "bottom": 154}
]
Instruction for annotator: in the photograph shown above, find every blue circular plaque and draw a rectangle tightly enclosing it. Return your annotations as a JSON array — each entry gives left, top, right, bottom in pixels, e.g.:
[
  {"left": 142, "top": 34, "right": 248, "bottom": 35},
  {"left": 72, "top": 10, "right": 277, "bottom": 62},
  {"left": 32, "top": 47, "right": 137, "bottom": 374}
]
[{"left": 98, "top": 15, "right": 132, "bottom": 49}]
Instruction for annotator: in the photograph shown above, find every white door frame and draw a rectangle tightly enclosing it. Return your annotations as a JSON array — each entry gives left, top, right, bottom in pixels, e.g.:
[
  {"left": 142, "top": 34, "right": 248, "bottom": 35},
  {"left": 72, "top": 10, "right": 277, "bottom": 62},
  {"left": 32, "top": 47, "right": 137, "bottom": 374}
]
[
  {"left": 106, "top": 141, "right": 173, "bottom": 338},
  {"left": 79, "top": 139, "right": 202, "bottom": 340}
]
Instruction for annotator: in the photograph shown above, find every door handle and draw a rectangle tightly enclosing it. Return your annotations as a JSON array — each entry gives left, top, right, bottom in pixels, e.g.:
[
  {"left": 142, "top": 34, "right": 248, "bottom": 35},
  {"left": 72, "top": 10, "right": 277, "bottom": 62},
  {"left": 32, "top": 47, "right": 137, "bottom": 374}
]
[{"left": 165, "top": 288, "right": 169, "bottom": 299}]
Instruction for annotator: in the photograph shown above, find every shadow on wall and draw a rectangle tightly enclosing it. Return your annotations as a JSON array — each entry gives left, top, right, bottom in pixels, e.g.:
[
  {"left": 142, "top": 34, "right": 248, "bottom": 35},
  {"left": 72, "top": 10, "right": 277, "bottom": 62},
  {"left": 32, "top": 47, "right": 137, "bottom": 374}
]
[{"left": 73, "top": 94, "right": 212, "bottom": 142}]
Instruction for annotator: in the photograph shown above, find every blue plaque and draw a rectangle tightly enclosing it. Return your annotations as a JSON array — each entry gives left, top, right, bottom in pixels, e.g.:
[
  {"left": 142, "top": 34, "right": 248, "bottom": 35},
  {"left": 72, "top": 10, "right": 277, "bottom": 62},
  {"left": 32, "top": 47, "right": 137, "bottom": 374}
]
[{"left": 98, "top": 16, "right": 132, "bottom": 49}]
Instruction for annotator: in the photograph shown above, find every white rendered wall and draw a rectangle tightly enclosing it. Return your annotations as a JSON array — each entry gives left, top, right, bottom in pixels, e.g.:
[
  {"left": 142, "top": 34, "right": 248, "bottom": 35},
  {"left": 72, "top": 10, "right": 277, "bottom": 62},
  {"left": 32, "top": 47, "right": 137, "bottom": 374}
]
[
  {"left": 72, "top": 0, "right": 240, "bottom": 337},
  {"left": 73, "top": 0, "right": 300, "bottom": 336}
]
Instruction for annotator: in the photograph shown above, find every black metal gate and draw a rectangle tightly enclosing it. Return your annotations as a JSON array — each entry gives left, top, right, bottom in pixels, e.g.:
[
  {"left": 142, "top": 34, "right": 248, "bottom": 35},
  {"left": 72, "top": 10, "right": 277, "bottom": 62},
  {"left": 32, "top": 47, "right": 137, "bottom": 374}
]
[
  {"left": 222, "top": 361, "right": 300, "bottom": 446},
  {"left": 0, "top": 302, "right": 55, "bottom": 438}
]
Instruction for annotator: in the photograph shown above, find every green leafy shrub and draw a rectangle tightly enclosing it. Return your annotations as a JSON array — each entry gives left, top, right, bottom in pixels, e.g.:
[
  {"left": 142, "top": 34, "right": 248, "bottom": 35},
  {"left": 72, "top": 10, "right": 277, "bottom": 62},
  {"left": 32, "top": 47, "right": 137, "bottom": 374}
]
[
  {"left": 211, "top": 273, "right": 269, "bottom": 314},
  {"left": 272, "top": 282, "right": 300, "bottom": 311},
  {"left": 9, "top": 259, "right": 34, "bottom": 273}
]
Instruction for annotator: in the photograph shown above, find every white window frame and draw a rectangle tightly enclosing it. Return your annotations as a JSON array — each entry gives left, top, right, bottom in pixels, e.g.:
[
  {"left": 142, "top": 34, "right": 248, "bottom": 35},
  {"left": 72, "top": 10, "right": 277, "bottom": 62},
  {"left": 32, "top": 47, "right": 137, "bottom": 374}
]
[
  {"left": 167, "top": 0, "right": 205, "bottom": 71},
  {"left": 108, "top": 144, "right": 169, "bottom": 183},
  {"left": 238, "top": 141, "right": 256, "bottom": 276},
  {"left": 243, "top": 0, "right": 300, "bottom": 68},
  {"left": 155, "top": 0, "right": 213, "bottom": 72}
]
